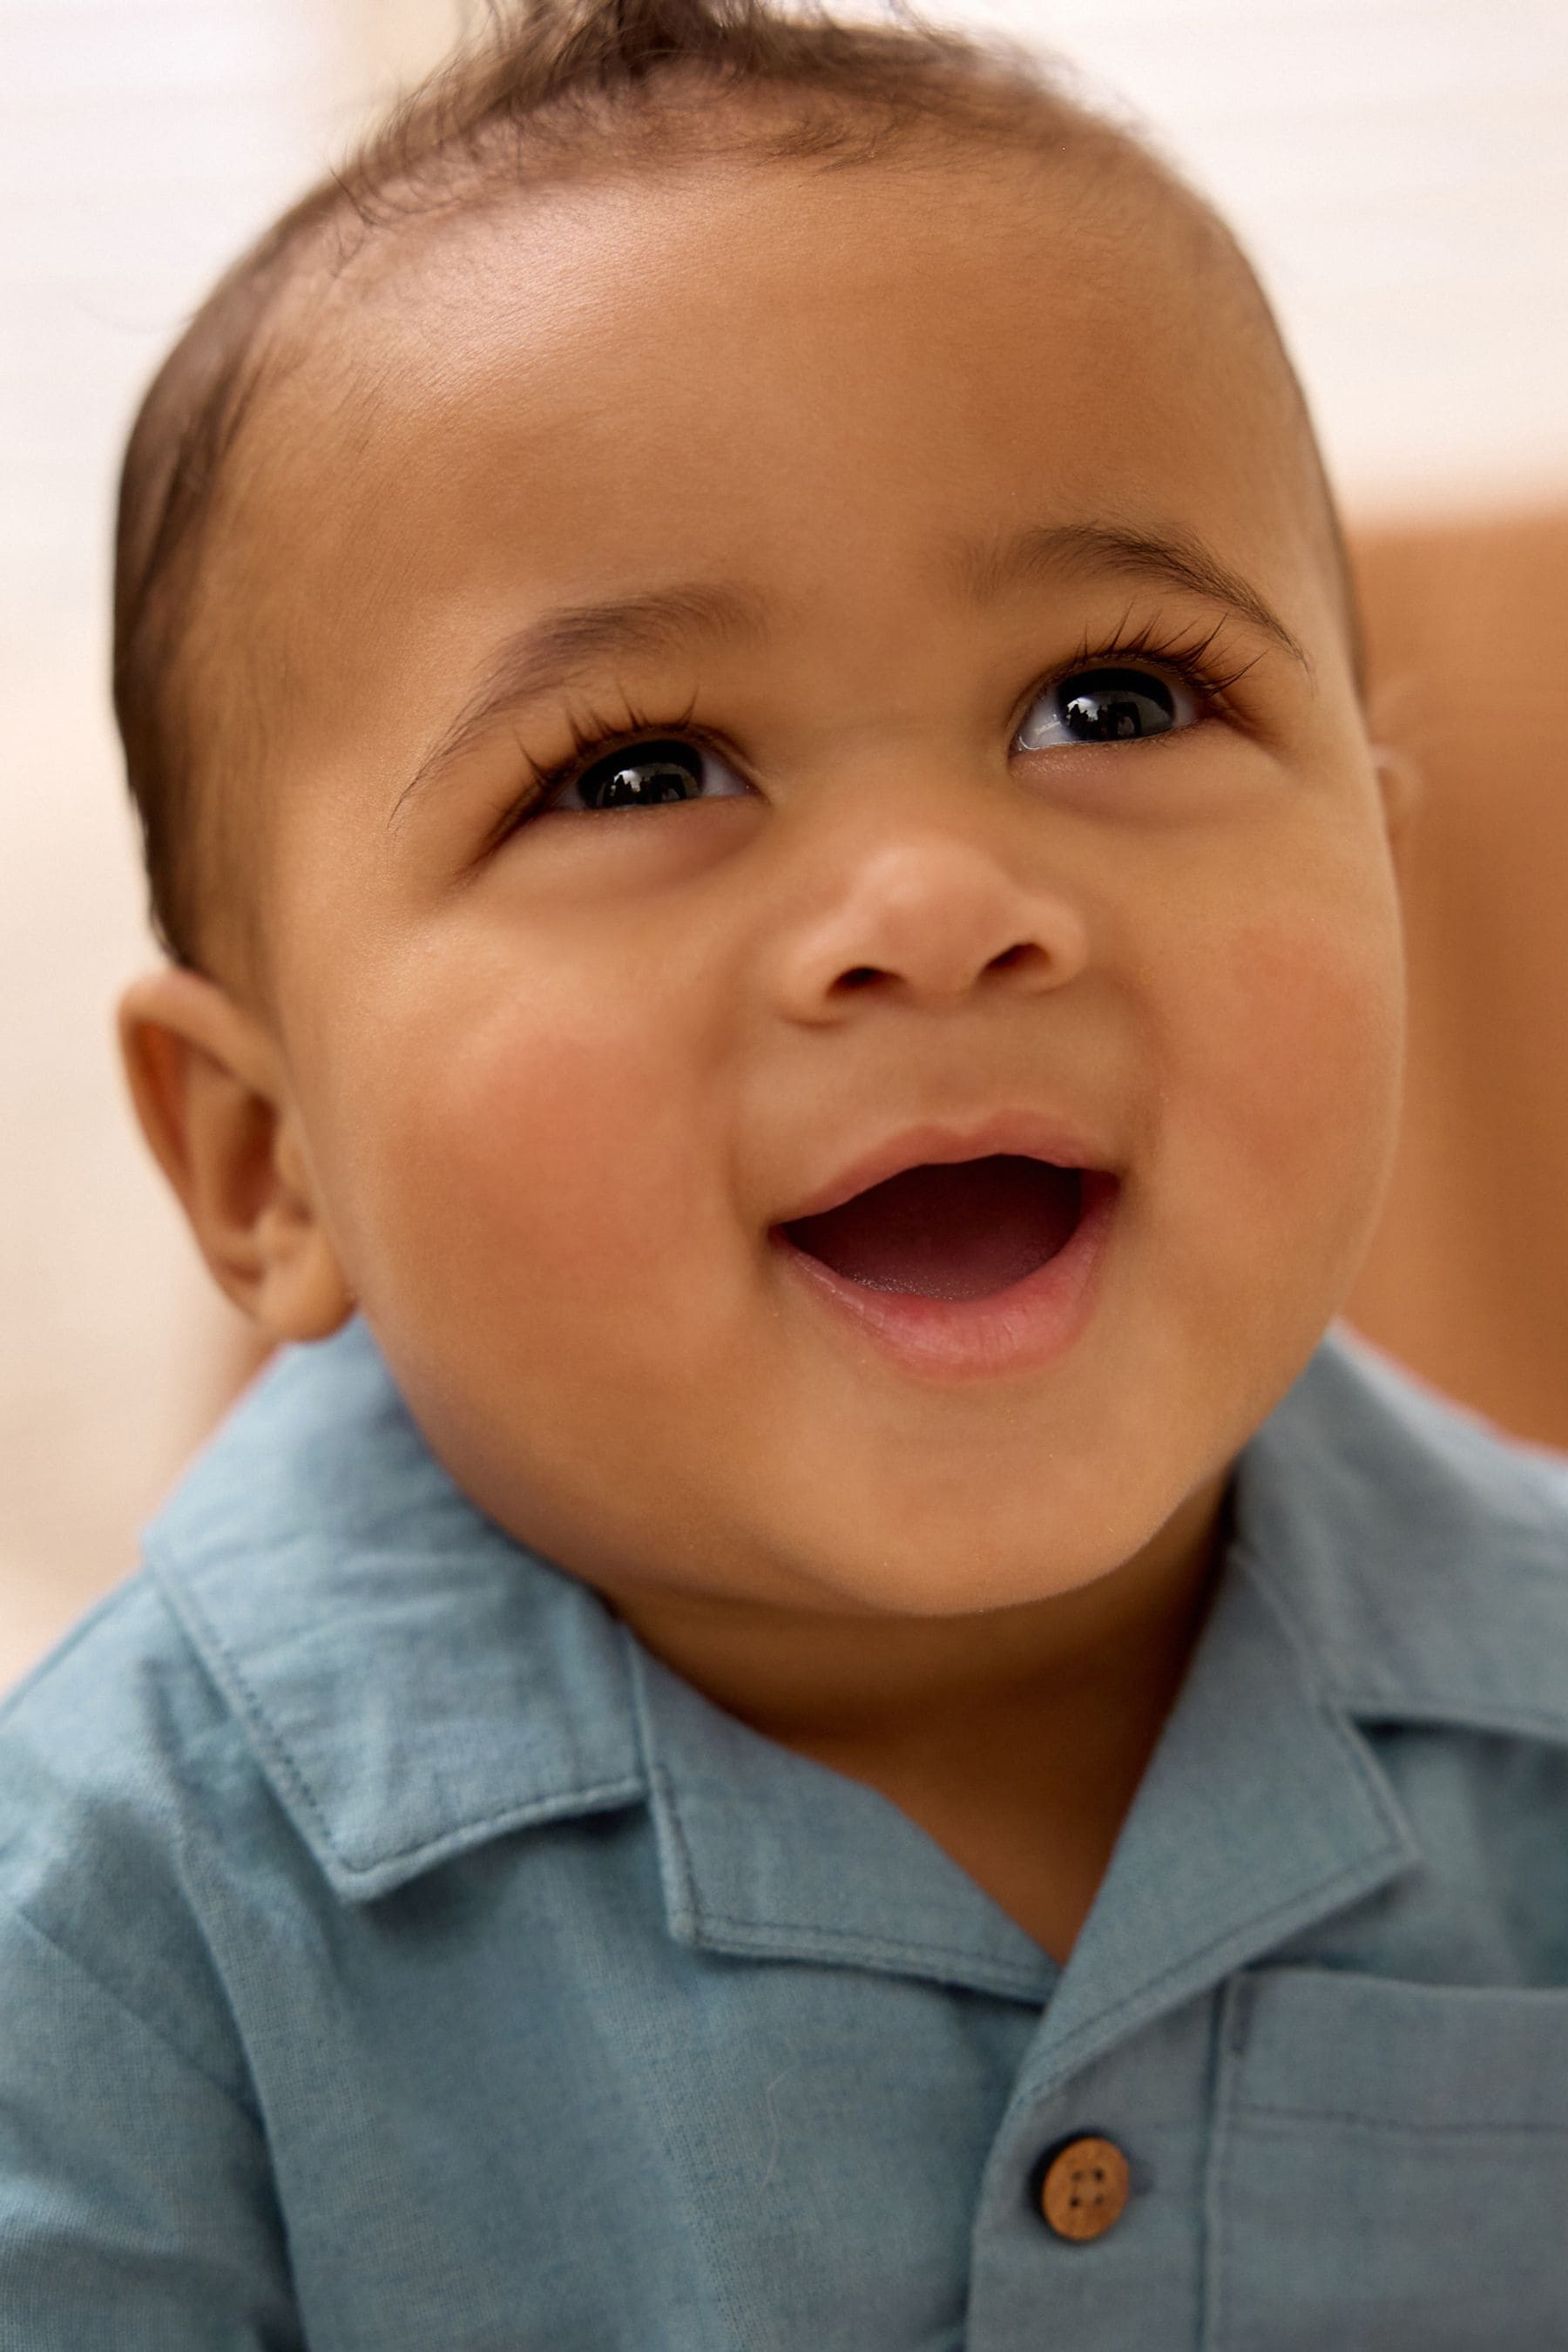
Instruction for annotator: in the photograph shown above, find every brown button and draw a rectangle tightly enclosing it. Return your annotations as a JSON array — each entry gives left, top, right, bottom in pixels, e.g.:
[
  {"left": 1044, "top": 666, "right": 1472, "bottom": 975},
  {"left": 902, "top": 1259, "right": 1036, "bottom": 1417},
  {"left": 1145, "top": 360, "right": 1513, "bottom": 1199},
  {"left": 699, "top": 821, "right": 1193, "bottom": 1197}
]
[{"left": 1038, "top": 2135, "right": 1131, "bottom": 2240}]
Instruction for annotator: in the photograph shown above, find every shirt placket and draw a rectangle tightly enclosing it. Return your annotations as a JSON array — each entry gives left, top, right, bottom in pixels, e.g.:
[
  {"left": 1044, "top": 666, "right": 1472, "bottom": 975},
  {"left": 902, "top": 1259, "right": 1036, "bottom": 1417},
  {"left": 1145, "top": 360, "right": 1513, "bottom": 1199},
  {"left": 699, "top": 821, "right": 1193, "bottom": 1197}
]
[{"left": 962, "top": 1556, "right": 1419, "bottom": 2351}]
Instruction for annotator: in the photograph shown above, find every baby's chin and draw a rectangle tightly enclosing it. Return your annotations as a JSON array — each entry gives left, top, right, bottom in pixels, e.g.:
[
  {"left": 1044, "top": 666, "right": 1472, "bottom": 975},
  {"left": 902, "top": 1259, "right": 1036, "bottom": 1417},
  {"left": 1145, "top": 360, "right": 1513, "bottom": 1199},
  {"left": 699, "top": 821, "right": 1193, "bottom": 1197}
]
[
  {"left": 622, "top": 1414, "right": 1232, "bottom": 1632},
  {"left": 779, "top": 1551, "right": 1161, "bottom": 1625},
  {"left": 762, "top": 1484, "right": 1220, "bottom": 1625}
]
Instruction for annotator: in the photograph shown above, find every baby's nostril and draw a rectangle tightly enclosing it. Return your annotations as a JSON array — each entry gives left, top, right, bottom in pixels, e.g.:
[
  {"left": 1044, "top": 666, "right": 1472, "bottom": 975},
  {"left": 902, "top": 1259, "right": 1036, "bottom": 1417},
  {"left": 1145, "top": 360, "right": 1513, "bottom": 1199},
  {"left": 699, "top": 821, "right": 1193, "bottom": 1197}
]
[{"left": 987, "top": 941, "right": 1046, "bottom": 976}]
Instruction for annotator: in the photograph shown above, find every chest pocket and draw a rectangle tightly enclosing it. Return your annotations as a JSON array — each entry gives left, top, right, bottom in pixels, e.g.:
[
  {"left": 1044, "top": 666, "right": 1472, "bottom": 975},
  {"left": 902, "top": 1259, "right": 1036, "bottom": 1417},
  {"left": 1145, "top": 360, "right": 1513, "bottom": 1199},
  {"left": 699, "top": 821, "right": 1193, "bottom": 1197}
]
[{"left": 1208, "top": 1968, "right": 1568, "bottom": 2350}]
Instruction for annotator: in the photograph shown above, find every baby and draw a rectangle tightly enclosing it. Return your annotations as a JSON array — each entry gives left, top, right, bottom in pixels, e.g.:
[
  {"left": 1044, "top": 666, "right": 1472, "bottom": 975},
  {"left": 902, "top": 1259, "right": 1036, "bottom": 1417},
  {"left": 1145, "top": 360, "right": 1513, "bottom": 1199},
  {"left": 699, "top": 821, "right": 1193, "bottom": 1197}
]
[{"left": 5, "top": 0, "right": 1568, "bottom": 2342}]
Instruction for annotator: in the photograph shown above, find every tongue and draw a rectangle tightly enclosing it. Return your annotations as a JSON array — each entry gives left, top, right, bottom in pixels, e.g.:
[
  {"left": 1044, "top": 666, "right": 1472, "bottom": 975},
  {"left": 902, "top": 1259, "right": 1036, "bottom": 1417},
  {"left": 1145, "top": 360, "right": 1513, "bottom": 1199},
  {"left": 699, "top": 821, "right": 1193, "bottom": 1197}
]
[{"left": 782, "top": 1156, "right": 1082, "bottom": 1301}]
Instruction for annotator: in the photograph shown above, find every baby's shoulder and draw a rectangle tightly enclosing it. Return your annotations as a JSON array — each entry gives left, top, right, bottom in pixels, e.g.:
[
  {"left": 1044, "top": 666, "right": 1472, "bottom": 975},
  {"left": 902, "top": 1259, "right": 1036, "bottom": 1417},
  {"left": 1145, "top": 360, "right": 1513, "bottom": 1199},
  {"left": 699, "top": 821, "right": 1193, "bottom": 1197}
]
[
  {"left": 0, "top": 1315, "right": 632, "bottom": 1949},
  {"left": 0, "top": 1322, "right": 456, "bottom": 2073},
  {"left": 0, "top": 1560, "right": 260, "bottom": 1830},
  {"left": 1311, "top": 1324, "right": 1568, "bottom": 1559},
  {"left": 1244, "top": 1328, "right": 1568, "bottom": 1740},
  {"left": 0, "top": 1567, "right": 289, "bottom": 2100}
]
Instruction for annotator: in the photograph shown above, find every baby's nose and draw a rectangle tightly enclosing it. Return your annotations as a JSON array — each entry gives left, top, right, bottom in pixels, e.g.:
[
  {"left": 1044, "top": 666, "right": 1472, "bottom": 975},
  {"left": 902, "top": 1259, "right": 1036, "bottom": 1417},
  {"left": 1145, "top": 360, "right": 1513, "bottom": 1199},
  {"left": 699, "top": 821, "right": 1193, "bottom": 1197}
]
[{"left": 765, "top": 830, "right": 1091, "bottom": 1023}]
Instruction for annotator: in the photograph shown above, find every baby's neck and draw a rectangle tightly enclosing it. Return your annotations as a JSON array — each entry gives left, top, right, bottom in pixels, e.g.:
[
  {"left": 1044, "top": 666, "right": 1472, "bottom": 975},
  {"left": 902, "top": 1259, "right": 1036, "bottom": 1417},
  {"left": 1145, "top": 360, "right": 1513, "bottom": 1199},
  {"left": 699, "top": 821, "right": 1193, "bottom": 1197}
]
[
  {"left": 625, "top": 1470, "right": 1229, "bottom": 1747},
  {"left": 609, "top": 1470, "right": 1233, "bottom": 1958}
]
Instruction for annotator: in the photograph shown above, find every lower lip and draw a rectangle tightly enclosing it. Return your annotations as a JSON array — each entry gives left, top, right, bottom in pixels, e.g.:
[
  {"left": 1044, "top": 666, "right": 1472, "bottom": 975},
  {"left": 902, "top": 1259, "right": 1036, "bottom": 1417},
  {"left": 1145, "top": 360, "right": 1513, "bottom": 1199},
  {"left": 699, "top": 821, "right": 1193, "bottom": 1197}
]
[{"left": 770, "top": 1170, "right": 1120, "bottom": 1382}]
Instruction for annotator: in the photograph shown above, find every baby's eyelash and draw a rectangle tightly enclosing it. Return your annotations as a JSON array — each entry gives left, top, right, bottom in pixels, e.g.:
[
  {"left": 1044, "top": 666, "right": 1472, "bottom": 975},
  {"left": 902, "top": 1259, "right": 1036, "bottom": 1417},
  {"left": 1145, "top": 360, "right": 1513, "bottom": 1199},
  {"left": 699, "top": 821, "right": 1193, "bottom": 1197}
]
[
  {"left": 1057, "top": 611, "right": 1262, "bottom": 707},
  {"left": 501, "top": 612, "right": 1260, "bottom": 827},
  {"left": 509, "top": 688, "right": 706, "bottom": 814}
]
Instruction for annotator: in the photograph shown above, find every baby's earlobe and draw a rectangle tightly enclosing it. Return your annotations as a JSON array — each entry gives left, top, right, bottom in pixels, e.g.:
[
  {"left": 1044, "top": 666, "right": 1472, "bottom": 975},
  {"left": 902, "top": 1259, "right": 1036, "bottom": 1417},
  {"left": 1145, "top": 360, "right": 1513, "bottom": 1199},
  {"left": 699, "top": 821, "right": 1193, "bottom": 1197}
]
[
  {"left": 115, "top": 964, "right": 354, "bottom": 1342},
  {"left": 1371, "top": 744, "right": 1422, "bottom": 843},
  {"left": 116, "top": 963, "right": 280, "bottom": 1207}
]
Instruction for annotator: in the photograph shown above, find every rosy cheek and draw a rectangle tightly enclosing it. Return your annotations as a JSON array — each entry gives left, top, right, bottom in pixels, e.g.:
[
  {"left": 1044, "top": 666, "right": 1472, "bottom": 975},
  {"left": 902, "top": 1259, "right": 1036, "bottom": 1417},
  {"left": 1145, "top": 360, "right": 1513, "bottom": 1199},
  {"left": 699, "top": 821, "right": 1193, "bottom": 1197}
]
[
  {"left": 1179, "top": 912, "right": 1405, "bottom": 1201},
  {"left": 360, "top": 978, "right": 703, "bottom": 1309}
]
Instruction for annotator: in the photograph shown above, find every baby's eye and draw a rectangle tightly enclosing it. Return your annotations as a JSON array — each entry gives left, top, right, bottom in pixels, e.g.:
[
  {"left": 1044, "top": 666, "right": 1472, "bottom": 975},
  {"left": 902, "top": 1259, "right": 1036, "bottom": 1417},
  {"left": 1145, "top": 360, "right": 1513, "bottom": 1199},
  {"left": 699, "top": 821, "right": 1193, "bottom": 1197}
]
[
  {"left": 552, "top": 736, "right": 748, "bottom": 812},
  {"left": 1013, "top": 664, "right": 1198, "bottom": 753}
]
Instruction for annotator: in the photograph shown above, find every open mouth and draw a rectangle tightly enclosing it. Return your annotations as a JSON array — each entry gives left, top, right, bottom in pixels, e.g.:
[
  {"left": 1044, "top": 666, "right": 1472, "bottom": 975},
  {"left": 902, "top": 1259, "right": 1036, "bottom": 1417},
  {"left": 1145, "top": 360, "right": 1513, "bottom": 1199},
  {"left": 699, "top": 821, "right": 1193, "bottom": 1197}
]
[{"left": 776, "top": 1154, "right": 1087, "bottom": 1302}]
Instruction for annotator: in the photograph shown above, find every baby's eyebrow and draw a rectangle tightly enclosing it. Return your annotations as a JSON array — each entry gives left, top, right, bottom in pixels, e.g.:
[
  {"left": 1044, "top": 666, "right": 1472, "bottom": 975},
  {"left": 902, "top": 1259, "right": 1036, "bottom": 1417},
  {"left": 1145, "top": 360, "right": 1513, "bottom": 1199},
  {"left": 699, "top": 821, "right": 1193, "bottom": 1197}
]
[
  {"left": 945, "top": 518, "right": 1308, "bottom": 669},
  {"left": 392, "top": 582, "right": 768, "bottom": 825}
]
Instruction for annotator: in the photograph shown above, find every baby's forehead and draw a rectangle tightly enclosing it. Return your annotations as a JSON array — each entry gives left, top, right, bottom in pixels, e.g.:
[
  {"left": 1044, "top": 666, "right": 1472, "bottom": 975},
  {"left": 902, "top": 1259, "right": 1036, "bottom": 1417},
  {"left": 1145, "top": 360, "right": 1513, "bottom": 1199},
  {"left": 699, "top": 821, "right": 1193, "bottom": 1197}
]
[{"left": 249, "top": 140, "right": 1310, "bottom": 563}]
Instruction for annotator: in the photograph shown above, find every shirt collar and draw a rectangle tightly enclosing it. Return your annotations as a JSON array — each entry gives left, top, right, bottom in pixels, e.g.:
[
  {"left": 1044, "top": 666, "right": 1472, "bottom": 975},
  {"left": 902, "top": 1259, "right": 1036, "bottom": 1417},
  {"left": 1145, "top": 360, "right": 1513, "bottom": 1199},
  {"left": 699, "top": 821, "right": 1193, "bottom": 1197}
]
[
  {"left": 145, "top": 1315, "right": 1568, "bottom": 1961},
  {"left": 145, "top": 1318, "right": 646, "bottom": 1903}
]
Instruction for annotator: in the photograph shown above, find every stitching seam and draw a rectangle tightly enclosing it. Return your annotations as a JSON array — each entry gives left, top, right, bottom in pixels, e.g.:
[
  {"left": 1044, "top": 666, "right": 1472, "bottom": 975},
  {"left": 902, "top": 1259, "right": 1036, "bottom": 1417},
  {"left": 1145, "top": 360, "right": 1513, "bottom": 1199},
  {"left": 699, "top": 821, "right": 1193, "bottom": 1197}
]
[
  {"left": 0, "top": 1892, "right": 262, "bottom": 2125},
  {"left": 1041, "top": 1838, "right": 1406, "bottom": 2074},
  {"left": 160, "top": 1571, "right": 641, "bottom": 1879},
  {"left": 1238, "top": 2105, "right": 1568, "bottom": 2140}
]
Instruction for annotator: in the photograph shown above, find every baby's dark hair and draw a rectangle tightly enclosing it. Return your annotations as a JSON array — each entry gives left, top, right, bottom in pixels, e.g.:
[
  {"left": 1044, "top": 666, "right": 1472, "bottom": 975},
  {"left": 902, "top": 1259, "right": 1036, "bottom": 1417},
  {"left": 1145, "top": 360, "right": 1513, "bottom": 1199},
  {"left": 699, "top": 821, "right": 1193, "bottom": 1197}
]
[{"left": 112, "top": 0, "right": 1357, "bottom": 976}]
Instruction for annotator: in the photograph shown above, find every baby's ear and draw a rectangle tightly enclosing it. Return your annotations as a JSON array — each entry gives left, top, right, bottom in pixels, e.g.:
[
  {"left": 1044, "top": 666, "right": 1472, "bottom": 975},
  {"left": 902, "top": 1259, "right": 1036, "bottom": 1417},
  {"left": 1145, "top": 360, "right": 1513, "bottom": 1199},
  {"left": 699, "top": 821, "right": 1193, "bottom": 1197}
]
[
  {"left": 1364, "top": 672, "right": 1423, "bottom": 862},
  {"left": 1370, "top": 742, "right": 1422, "bottom": 872},
  {"left": 117, "top": 966, "right": 355, "bottom": 1343}
]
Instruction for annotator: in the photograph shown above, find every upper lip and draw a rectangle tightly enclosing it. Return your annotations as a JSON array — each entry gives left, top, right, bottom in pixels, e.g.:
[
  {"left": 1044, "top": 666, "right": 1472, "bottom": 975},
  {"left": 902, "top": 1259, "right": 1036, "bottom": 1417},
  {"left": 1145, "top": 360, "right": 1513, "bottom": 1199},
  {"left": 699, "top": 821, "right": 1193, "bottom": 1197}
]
[{"left": 770, "top": 1109, "right": 1120, "bottom": 1228}]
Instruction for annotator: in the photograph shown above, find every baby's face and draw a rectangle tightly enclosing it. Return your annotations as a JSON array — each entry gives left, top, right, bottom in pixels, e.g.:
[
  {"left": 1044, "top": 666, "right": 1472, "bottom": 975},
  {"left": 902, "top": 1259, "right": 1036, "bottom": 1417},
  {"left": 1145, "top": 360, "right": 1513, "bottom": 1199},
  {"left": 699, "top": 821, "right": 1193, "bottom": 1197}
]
[{"left": 235, "top": 146, "right": 1403, "bottom": 1628}]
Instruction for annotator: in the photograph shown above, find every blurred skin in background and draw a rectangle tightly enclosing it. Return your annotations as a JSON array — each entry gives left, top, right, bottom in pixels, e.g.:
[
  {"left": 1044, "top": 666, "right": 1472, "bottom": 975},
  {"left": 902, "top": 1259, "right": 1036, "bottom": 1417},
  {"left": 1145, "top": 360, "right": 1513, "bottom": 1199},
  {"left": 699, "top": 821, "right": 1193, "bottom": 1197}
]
[{"left": 1344, "top": 505, "right": 1568, "bottom": 1450}]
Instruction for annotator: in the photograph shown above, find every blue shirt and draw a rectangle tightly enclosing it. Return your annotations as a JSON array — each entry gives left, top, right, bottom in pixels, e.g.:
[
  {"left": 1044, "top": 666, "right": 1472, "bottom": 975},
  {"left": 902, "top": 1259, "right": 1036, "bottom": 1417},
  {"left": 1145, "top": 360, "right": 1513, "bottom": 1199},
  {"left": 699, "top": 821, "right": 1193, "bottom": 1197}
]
[{"left": 3, "top": 1317, "right": 1568, "bottom": 2349}]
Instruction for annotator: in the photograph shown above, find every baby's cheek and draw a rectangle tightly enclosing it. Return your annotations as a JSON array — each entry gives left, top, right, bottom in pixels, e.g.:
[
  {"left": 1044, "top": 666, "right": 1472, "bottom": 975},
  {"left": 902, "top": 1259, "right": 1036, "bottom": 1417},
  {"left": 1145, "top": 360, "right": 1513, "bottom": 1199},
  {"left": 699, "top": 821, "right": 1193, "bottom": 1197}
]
[
  {"left": 1191, "top": 910, "right": 1404, "bottom": 1221},
  {"left": 362, "top": 976, "right": 706, "bottom": 1312}
]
